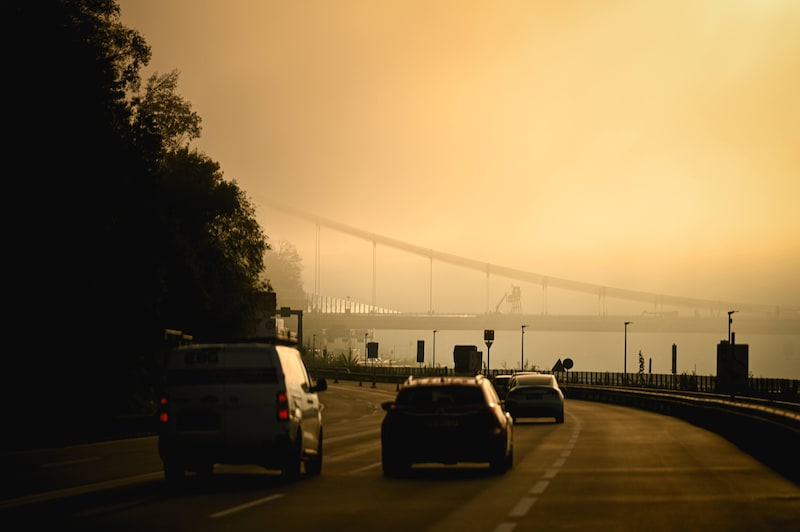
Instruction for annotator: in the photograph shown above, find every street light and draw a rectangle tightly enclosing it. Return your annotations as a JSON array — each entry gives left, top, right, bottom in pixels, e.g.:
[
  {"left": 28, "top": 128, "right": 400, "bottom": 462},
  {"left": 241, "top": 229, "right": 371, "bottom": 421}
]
[
  {"left": 727, "top": 310, "right": 738, "bottom": 343},
  {"left": 520, "top": 325, "right": 528, "bottom": 371},
  {"left": 624, "top": 321, "right": 632, "bottom": 383},
  {"left": 432, "top": 330, "right": 438, "bottom": 370},
  {"left": 364, "top": 332, "right": 368, "bottom": 366}
]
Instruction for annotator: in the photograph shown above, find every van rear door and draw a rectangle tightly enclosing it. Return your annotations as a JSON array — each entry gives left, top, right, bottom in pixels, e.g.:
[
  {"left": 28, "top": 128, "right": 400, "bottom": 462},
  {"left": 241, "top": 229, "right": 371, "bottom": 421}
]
[{"left": 221, "top": 344, "right": 282, "bottom": 445}]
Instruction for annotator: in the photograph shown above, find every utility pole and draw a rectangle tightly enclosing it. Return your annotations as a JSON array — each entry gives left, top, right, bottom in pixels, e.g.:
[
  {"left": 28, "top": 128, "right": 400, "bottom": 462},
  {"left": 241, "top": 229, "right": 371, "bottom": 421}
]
[
  {"left": 520, "top": 325, "right": 527, "bottom": 371},
  {"left": 624, "top": 321, "right": 632, "bottom": 384},
  {"left": 728, "top": 310, "right": 738, "bottom": 343},
  {"left": 432, "top": 329, "right": 438, "bottom": 370},
  {"left": 484, "top": 329, "right": 494, "bottom": 376}
]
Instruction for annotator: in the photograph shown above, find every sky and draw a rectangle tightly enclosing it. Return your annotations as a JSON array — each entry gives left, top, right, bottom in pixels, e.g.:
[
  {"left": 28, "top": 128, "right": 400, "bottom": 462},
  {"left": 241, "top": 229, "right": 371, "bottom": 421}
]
[{"left": 118, "top": 0, "right": 800, "bottom": 315}]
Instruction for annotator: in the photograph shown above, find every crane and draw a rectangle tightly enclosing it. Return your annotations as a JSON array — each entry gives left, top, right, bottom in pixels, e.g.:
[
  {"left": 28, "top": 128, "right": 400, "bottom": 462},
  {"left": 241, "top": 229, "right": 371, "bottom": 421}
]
[
  {"left": 494, "top": 285, "right": 522, "bottom": 314},
  {"left": 494, "top": 293, "right": 507, "bottom": 313}
]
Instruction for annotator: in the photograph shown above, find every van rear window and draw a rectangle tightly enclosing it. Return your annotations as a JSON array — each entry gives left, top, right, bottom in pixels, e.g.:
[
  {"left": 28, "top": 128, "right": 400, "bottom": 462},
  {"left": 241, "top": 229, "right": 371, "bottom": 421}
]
[{"left": 166, "top": 367, "right": 279, "bottom": 385}]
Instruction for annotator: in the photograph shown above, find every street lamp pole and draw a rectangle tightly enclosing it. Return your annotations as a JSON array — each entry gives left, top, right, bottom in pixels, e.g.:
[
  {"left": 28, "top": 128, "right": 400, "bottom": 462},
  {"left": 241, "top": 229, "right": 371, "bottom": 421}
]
[
  {"left": 484, "top": 329, "right": 494, "bottom": 377},
  {"left": 520, "top": 325, "right": 527, "bottom": 371},
  {"left": 432, "top": 330, "right": 438, "bottom": 370},
  {"left": 624, "top": 321, "right": 632, "bottom": 383},
  {"left": 727, "top": 310, "right": 738, "bottom": 343}
]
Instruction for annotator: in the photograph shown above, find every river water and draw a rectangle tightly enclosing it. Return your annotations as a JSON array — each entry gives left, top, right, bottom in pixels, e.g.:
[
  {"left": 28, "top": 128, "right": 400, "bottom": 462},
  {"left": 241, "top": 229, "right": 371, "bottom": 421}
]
[{"left": 355, "top": 329, "right": 800, "bottom": 380}]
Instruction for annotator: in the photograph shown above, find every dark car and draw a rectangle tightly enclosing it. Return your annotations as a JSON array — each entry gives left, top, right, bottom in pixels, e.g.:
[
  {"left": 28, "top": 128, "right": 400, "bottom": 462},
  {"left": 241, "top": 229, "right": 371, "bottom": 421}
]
[
  {"left": 492, "top": 374, "right": 513, "bottom": 400},
  {"left": 505, "top": 372, "right": 565, "bottom": 424},
  {"left": 380, "top": 375, "right": 513, "bottom": 477}
]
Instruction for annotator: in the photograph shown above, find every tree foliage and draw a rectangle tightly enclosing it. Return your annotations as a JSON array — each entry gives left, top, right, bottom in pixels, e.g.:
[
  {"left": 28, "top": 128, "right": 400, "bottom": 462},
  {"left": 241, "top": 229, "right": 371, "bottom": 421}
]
[
  {"left": 133, "top": 70, "right": 203, "bottom": 153},
  {"left": 5, "top": 0, "right": 271, "bottom": 449},
  {"left": 264, "top": 240, "right": 306, "bottom": 310},
  {"left": 154, "top": 148, "right": 268, "bottom": 336}
]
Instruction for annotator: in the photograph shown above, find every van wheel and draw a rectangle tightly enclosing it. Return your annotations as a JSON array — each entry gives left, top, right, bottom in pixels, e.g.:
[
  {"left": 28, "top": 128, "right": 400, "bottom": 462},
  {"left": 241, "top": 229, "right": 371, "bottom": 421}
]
[
  {"left": 281, "top": 434, "right": 302, "bottom": 480},
  {"left": 489, "top": 450, "right": 508, "bottom": 475},
  {"left": 196, "top": 463, "right": 214, "bottom": 478},
  {"left": 382, "top": 449, "right": 410, "bottom": 478},
  {"left": 163, "top": 461, "right": 185, "bottom": 485},
  {"left": 305, "top": 432, "right": 323, "bottom": 476}
]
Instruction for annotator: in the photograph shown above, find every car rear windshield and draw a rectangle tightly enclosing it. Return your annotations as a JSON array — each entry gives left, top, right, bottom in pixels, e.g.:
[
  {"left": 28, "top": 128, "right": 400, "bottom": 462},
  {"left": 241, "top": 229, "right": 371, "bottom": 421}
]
[
  {"left": 515, "top": 375, "right": 555, "bottom": 386},
  {"left": 396, "top": 386, "right": 485, "bottom": 407}
]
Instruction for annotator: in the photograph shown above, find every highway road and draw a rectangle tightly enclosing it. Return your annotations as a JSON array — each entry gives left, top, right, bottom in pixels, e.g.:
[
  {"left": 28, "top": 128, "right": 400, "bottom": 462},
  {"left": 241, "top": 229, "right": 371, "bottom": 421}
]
[{"left": 2, "top": 380, "right": 798, "bottom": 530}]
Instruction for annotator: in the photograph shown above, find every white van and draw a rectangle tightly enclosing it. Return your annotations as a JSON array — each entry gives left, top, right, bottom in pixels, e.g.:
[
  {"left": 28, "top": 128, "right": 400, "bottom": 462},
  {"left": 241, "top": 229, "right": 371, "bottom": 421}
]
[{"left": 157, "top": 338, "right": 327, "bottom": 483}]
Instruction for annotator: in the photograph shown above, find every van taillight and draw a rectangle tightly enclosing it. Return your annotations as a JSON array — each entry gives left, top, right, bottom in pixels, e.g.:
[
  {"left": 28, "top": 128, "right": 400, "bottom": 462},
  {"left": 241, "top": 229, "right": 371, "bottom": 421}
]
[
  {"left": 159, "top": 396, "right": 169, "bottom": 423},
  {"left": 277, "top": 391, "right": 289, "bottom": 421}
]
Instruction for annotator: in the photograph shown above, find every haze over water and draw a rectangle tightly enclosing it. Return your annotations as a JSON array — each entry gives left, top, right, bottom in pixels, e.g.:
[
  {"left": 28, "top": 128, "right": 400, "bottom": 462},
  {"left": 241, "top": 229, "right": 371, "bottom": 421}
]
[{"left": 339, "top": 329, "right": 800, "bottom": 381}]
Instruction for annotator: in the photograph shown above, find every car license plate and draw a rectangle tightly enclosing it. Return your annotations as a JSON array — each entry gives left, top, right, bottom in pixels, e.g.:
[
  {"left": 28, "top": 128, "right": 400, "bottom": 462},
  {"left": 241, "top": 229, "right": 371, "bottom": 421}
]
[{"left": 428, "top": 417, "right": 459, "bottom": 428}]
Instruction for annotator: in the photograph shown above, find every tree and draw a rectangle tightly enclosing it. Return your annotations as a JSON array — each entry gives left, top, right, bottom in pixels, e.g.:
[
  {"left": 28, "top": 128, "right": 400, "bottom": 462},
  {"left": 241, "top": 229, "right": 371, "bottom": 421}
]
[
  {"left": 337, "top": 350, "right": 361, "bottom": 370},
  {"left": 131, "top": 65, "right": 268, "bottom": 335},
  {"left": 4, "top": 0, "right": 272, "bottom": 449},
  {"left": 129, "top": 64, "right": 268, "bottom": 336},
  {"left": 155, "top": 147, "right": 269, "bottom": 337},
  {"left": 7, "top": 0, "right": 158, "bottom": 446},
  {"left": 132, "top": 70, "right": 202, "bottom": 153},
  {"left": 264, "top": 240, "right": 306, "bottom": 310}
]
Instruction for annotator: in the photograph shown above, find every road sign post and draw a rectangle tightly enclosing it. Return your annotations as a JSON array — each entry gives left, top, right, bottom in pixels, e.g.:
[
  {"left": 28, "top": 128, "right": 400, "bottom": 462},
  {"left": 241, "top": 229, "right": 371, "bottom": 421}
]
[{"left": 484, "top": 329, "right": 494, "bottom": 375}]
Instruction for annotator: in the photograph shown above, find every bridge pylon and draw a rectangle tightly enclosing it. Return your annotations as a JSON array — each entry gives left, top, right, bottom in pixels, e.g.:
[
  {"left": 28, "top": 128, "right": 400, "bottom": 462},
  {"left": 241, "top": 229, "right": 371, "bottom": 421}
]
[{"left": 508, "top": 285, "right": 522, "bottom": 315}]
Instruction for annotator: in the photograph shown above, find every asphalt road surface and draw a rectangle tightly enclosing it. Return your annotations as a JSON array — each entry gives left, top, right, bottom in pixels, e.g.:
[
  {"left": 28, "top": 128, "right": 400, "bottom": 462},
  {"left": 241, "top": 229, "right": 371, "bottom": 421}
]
[{"left": 2, "top": 380, "right": 798, "bottom": 531}]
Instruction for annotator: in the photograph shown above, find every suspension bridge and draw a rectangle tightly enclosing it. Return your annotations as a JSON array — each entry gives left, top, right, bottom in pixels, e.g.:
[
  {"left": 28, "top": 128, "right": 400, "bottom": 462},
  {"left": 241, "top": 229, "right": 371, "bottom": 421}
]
[{"left": 262, "top": 201, "right": 799, "bottom": 335}]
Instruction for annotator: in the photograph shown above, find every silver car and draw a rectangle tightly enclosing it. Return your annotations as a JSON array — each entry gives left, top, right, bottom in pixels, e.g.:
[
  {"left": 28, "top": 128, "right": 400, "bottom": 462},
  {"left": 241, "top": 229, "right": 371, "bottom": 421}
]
[{"left": 505, "top": 373, "right": 565, "bottom": 423}]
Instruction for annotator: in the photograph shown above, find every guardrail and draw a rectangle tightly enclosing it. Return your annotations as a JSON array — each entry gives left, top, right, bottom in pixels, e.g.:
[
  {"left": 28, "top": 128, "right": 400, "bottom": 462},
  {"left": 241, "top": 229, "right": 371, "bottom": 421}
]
[{"left": 312, "top": 367, "right": 800, "bottom": 402}]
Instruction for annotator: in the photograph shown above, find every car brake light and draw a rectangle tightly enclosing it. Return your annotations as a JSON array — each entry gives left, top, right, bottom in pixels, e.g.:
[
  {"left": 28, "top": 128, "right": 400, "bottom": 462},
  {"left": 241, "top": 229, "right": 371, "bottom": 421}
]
[
  {"left": 486, "top": 407, "right": 504, "bottom": 434},
  {"left": 158, "top": 396, "right": 169, "bottom": 423},
  {"left": 277, "top": 391, "right": 289, "bottom": 420}
]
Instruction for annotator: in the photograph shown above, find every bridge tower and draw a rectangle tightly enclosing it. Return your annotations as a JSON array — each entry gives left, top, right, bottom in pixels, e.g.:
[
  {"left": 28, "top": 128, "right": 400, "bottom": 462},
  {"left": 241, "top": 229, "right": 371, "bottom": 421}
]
[{"left": 508, "top": 285, "right": 522, "bottom": 315}]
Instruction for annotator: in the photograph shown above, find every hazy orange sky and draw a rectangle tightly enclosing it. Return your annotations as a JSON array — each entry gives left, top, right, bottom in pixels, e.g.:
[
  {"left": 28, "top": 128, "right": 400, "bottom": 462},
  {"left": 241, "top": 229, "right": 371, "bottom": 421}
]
[{"left": 118, "top": 1, "right": 799, "bottom": 313}]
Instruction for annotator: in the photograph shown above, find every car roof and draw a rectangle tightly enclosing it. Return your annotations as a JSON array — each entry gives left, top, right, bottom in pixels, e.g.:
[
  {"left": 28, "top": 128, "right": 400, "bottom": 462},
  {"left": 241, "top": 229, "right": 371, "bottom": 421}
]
[
  {"left": 512, "top": 373, "right": 558, "bottom": 387},
  {"left": 401, "top": 375, "right": 486, "bottom": 388}
]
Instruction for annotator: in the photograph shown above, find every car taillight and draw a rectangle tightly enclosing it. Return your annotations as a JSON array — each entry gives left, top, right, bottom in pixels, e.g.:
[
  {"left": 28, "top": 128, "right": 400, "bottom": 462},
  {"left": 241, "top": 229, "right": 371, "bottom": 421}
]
[
  {"left": 277, "top": 391, "right": 289, "bottom": 421},
  {"left": 158, "top": 396, "right": 169, "bottom": 423},
  {"left": 486, "top": 407, "right": 504, "bottom": 434}
]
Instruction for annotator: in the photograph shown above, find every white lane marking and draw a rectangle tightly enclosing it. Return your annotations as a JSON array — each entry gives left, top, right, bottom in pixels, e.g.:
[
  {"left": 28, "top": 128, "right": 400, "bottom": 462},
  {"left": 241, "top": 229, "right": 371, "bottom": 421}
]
[
  {"left": 325, "top": 429, "right": 380, "bottom": 444},
  {"left": 210, "top": 493, "right": 285, "bottom": 518},
  {"left": 41, "top": 456, "right": 102, "bottom": 468},
  {"left": 529, "top": 480, "right": 549, "bottom": 495},
  {"left": 542, "top": 468, "right": 559, "bottom": 479},
  {"left": 350, "top": 462, "right": 382, "bottom": 474},
  {"left": 326, "top": 448, "right": 377, "bottom": 464},
  {"left": 0, "top": 472, "right": 164, "bottom": 510},
  {"left": 508, "top": 497, "right": 537, "bottom": 517},
  {"left": 501, "top": 411, "right": 583, "bottom": 525}
]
